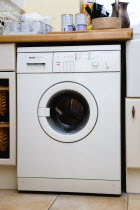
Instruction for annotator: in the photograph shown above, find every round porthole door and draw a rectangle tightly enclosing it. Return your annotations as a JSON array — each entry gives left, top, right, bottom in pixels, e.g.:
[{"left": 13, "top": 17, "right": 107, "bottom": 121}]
[{"left": 38, "top": 82, "right": 98, "bottom": 143}]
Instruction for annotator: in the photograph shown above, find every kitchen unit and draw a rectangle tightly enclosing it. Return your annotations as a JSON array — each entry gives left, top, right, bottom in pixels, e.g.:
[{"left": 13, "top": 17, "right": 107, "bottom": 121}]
[
  {"left": 0, "top": 28, "right": 133, "bottom": 191},
  {"left": 0, "top": 44, "right": 16, "bottom": 165},
  {"left": 126, "top": 39, "right": 140, "bottom": 193},
  {"left": 0, "top": 44, "right": 16, "bottom": 189}
]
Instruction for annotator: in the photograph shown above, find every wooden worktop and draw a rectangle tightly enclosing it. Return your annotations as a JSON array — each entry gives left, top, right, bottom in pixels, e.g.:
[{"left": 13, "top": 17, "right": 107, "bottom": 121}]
[{"left": 0, "top": 28, "right": 133, "bottom": 43}]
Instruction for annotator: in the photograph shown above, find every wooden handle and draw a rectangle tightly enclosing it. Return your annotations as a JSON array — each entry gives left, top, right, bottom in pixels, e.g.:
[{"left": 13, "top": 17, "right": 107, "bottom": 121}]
[{"left": 115, "top": 0, "right": 119, "bottom": 17}]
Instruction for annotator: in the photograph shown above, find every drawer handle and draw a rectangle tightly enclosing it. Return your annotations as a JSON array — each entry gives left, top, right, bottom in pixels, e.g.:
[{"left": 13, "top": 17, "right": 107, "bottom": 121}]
[{"left": 132, "top": 106, "right": 135, "bottom": 118}]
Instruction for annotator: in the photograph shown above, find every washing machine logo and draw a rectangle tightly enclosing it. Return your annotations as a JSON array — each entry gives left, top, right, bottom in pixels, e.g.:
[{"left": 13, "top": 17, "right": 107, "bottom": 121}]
[{"left": 29, "top": 56, "right": 44, "bottom": 59}]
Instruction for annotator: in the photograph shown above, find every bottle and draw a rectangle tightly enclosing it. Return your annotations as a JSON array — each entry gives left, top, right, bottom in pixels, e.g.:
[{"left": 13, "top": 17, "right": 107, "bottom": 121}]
[{"left": 80, "top": 0, "right": 95, "bottom": 30}]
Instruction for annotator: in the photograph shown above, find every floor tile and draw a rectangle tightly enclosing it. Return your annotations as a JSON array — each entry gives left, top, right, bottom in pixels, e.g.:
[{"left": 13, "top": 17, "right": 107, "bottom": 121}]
[
  {"left": 50, "top": 195, "right": 126, "bottom": 210},
  {"left": 128, "top": 199, "right": 140, "bottom": 210},
  {"left": 129, "top": 194, "right": 140, "bottom": 200},
  {"left": 0, "top": 193, "right": 57, "bottom": 210},
  {"left": 128, "top": 194, "right": 140, "bottom": 210}
]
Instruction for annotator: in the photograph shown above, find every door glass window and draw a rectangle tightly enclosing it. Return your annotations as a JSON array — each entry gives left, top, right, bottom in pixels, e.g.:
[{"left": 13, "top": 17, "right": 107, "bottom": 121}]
[{"left": 47, "top": 90, "right": 90, "bottom": 134}]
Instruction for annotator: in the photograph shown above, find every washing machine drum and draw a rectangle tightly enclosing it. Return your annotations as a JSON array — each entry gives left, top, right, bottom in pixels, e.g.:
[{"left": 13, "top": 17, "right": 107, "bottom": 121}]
[{"left": 38, "top": 82, "right": 98, "bottom": 143}]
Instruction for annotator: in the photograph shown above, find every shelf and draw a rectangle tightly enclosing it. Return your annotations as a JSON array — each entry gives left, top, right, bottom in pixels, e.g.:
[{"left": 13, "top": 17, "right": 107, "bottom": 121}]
[{"left": 0, "top": 28, "right": 133, "bottom": 43}]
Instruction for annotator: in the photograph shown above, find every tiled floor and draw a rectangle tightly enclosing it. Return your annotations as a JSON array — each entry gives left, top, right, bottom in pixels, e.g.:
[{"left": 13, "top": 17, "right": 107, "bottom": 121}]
[{"left": 0, "top": 190, "right": 139, "bottom": 210}]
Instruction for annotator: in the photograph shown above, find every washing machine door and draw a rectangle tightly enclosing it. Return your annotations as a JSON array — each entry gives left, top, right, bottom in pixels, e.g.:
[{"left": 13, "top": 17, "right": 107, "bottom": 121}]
[{"left": 38, "top": 82, "right": 98, "bottom": 143}]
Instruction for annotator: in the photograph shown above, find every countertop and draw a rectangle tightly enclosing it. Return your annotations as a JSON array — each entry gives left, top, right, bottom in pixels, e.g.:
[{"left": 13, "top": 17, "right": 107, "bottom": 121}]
[{"left": 0, "top": 28, "right": 133, "bottom": 43}]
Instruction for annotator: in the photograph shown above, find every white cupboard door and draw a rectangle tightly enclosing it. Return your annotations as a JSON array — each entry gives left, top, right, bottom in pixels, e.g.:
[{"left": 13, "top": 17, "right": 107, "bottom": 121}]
[
  {"left": 0, "top": 44, "right": 16, "bottom": 71},
  {"left": 126, "top": 98, "right": 140, "bottom": 168}
]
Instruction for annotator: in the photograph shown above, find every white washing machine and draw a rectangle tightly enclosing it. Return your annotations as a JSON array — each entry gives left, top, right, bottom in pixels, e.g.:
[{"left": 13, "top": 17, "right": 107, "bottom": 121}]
[{"left": 17, "top": 45, "right": 121, "bottom": 194}]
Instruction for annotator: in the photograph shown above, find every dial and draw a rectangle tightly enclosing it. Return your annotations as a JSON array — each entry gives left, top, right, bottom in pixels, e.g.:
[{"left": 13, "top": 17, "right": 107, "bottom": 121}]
[
  {"left": 106, "top": 62, "right": 110, "bottom": 69},
  {"left": 91, "top": 61, "right": 100, "bottom": 68}
]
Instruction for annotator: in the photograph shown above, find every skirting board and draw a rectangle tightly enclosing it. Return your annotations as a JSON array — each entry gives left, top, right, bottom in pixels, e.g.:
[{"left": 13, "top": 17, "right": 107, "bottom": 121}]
[
  {"left": 127, "top": 169, "right": 140, "bottom": 193},
  {"left": 18, "top": 178, "right": 121, "bottom": 195},
  {"left": 0, "top": 166, "right": 17, "bottom": 189}
]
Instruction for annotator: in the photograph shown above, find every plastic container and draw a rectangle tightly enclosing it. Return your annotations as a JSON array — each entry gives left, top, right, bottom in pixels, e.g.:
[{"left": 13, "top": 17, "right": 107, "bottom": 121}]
[
  {"left": 3, "top": 20, "right": 53, "bottom": 35},
  {"left": 0, "top": 0, "right": 21, "bottom": 22},
  {"left": 0, "top": 19, "right": 5, "bottom": 35}
]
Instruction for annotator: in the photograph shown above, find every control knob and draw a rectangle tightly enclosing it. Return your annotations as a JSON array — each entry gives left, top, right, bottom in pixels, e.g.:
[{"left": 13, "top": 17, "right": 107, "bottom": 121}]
[
  {"left": 91, "top": 61, "right": 100, "bottom": 68},
  {"left": 106, "top": 62, "right": 111, "bottom": 70}
]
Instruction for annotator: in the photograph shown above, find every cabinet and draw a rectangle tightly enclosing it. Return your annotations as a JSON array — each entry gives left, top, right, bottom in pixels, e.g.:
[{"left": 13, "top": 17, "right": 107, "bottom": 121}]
[
  {"left": 126, "top": 40, "right": 140, "bottom": 193},
  {"left": 126, "top": 40, "right": 140, "bottom": 97},
  {"left": 0, "top": 73, "right": 16, "bottom": 165},
  {"left": 0, "top": 44, "right": 16, "bottom": 165},
  {"left": 0, "top": 44, "right": 16, "bottom": 71},
  {"left": 126, "top": 98, "right": 140, "bottom": 168}
]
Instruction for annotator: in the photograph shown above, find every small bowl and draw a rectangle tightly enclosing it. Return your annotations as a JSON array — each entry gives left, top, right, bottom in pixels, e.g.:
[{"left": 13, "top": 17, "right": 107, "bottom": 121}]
[{"left": 92, "top": 17, "right": 121, "bottom": 30}]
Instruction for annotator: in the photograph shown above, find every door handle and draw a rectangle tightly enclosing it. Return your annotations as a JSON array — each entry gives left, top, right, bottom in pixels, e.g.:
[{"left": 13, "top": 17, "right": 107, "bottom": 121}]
[
  {"left": 132, "top": 106, "right": 135, "bottom": 118},
  {"left": 38, "top": 108, "right": 50, "bottom": 117}
]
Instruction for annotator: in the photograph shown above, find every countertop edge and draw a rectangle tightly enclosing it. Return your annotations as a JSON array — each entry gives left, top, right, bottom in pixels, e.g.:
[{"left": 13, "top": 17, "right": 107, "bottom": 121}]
[{"left": 0, "top": 28, "right": 133, "bottom": 43}]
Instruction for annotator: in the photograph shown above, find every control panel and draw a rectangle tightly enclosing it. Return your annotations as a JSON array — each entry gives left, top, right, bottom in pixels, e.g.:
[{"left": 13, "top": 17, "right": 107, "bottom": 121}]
[
  {"left": 17, "top": 53, "right": 53, "bottom": 73},
  {"left": 53, "top": 52, "right": 75, "bottom": 72},
  {"left": 53, "top": 51, "right": 120, "bottom": 73},
  {"left": 17, "top": 50, "right": 120, "bottom": 73}
]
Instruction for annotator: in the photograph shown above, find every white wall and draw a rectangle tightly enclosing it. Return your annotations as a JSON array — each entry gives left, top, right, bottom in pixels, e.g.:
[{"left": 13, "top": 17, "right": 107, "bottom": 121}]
[
  {"left": 24, "top": 0, "right": 80, "bottom": 31},
  {"left": 23, "top": 0, "right": 140, "bottom": 30}
]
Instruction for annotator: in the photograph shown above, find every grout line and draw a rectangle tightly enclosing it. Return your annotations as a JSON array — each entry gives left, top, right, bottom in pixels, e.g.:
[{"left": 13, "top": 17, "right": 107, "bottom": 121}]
[
  {"left": 48, "top": 195, "right": 59, "bottom": 210},
  {"left": 126, "top": 193, "right": 129, "bottom": 210},
  {"left": 127, "top": 198, "right": 140, "bottom": 201}
]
